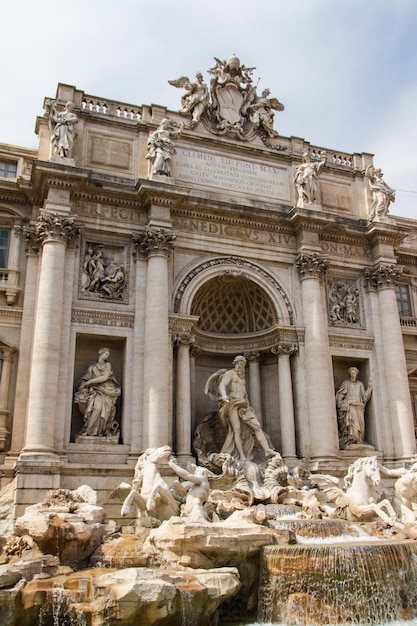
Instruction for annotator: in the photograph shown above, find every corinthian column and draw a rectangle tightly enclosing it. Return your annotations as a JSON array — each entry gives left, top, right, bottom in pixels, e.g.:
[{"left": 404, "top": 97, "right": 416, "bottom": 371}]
[
  {"left": 272, "top": 343, "right": 297, "bottom": 460},
  {"left": 295, "top": 253, "right": 339, "bottom": 459},
  {"left": 170, "top": 319, "right": 197, "bottom": 461},
  {"left": 365, "top": 264, "right": 416, "bottom": 459},
  {"left": 245, "top": 351, "right": 263, "bottom": 426},
  {"left": 138, "top": 228, "right": 175, "bottom": 448},
  {"left": 20, "top": 213, "right": 79, "bottom": 460}
]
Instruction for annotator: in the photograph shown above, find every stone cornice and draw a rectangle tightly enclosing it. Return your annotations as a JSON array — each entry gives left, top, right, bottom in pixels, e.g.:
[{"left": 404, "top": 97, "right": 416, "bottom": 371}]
[
  {"left": 71, "top": 308, "right": 134, "bottom": 327},
  {"left": 328, "top": 332, "right": 374, "bottom": 351},
  {"left": 193, "top": 325, "right": 299, "bottom": 354},
  {"left": 172, "top": 205, "right": 295, "bottom": 235}
]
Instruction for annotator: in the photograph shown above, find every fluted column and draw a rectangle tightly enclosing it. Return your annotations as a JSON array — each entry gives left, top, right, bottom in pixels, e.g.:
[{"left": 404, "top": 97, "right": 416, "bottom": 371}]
[
  {"left": 245, "top": 351, "right": 263, "bottom": 426},
  {"left": 190, "top": 344, "right": 201, "bottom": 430},
  {"left": 0, "top": 346, "right": 16, "bottom": 450},
  {"left": 272, "top": 343, "right": 297, "bottom": 459},
  {"left": 20, "top": 213, "right": 79, "bottom": 460},
  {"left": 365, "top": 265, "right": 416, "bottom": 459},
  {"left": 138, "top": 229, "right": 175, "bottom": 448},
  {"left": 295, "top": 253, "right": 339, "bottom": 459}
]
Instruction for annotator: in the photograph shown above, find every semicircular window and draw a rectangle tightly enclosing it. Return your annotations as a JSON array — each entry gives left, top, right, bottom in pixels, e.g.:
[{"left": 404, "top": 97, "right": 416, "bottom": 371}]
[{"left": 191, "top": 275, "right": 278, "bottom": 334}]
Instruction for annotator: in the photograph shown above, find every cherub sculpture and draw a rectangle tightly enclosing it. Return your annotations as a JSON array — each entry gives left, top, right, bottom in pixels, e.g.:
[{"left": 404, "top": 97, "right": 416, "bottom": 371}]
[
  {"left": 168, "top": 72, "right": 209, "bottom": 127},
  {"left": 247, "top": 88, "right": 284, "bottom": 137}
]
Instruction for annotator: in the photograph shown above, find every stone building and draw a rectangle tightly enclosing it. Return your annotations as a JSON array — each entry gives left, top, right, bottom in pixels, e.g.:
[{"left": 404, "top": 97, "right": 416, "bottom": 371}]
[{"left": 0, "top": 55, "right": 416, "bottom": 518}]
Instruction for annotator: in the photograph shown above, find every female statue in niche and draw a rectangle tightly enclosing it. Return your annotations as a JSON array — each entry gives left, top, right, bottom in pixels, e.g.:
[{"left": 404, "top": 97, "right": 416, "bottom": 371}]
[{"left": 74, "top": 347, "right": 121, "bottom": 439}]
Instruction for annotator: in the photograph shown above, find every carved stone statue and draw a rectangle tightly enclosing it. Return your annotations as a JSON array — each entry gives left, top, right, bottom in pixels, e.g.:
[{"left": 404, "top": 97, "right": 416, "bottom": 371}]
[
  {"left": 247, "top": 88, "right": 284, "bottom": 137},
  {"left": 204, "top": 355, "right": 275, "bottom": 462},
  {"left": 335, "top": 367, "right": 372, "bottom": 447},
  {"left": 146, "top": 118, "right": 183, "bottom": 176},
  {"left": 381, "top": 462, "right": 417, "bottom": 523},
  {"left": 365, "top": 165, "right": 396, "bottom": 220},
  {"left": 313, "top": 456, "right": 398, "bottom": 525},
  {"left": 74, "top": 348, "right": 121, "bottom": 439},
  {"left": 113, "top": 446, "right": 181, "bottom": 525},
  {"left": 294, "top": 151, "right": 326, "bottom": 207},
  {"left": 45, "top": 100, "right": 78, "bottom": 159},
  {"left": 168, "top": 73, "right": 209, "bottom": 127},
  {"left": 168, "top": 458, "right": 212, "bottom": 522}
]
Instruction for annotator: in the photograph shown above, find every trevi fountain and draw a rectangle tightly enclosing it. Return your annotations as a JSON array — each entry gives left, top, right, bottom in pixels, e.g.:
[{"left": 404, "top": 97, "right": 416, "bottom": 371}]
[{"left": 1, "top": 355, "right": 417, "bottom": 626}]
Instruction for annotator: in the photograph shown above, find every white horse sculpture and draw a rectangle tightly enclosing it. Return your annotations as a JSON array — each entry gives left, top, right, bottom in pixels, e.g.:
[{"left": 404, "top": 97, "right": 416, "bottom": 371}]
[
  {"left": 313, "top": 456, "right": 398, "bottom": 525},
  {"left": 112, "top": 446, "right": 181, "bottom": 524}
]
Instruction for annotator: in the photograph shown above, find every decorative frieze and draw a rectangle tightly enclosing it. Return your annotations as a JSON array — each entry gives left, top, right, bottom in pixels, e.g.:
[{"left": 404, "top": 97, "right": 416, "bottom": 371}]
[
  {"left": 364, "top": 264, "right": 402, "bottom": 290},
  {"left": 328, "top": 333, "right": 374, "bottom": 351},
  {"left": 295, "top": 253, "right": 328, "bottom": 280},
  {"left": 71, "top": 308, "right": 134, "bottom": 328}
]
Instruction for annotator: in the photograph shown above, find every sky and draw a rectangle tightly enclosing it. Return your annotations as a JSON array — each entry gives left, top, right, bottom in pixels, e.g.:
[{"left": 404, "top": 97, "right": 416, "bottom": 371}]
[{"left": 2, "top": 0, "right": 416, "bottom": 218}]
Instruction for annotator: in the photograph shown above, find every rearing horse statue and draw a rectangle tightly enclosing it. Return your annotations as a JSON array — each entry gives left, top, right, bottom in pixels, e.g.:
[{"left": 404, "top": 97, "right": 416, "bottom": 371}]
[{"left": 313, "top": 456, "right": 398, "bottom": 525}]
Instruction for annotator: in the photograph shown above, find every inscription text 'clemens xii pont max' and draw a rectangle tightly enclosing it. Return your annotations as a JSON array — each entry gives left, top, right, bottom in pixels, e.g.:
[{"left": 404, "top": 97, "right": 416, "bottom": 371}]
[{"left": 173, "top": 149, "right": 290, "bottom": 200}]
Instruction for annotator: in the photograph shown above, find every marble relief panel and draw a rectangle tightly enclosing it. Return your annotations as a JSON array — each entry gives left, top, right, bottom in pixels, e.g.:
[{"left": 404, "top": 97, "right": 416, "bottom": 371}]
[
  {"left": 326, "top": 276, "right": 364, "bottom": 328},
  {"left": 78, "top": 237, "right": 129, "bottom": 304}
]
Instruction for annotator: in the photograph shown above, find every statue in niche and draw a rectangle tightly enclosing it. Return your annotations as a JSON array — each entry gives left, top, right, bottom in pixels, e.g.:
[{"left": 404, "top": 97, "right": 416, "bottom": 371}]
[
  {"left": 146, "top": 118, "right": 184, "bottom": 176},
  {"left": 247, "top": 88, "right": 284, "bottom": 138},
  {"left": 328, "top": 280, "right": 360, "bottom": 325},
  {"left": 81, "top": 244, "right": 126, "bottom": 299},
  {"left": 45, "top": 100, "right": 78, "bottom": 159},
  {"left": 74, "top": 347, "right": 121, "bottom": 440},
  {"left": 365, "top": 165, "right": 396, "bottom": 220},
  {"left": 335, "top": 366, "right": 372, "bottom": 448},
  {"left": 168, "top": 72, "right": 209, "bottom": 127},
  {"left": 294, "top": 151, "right": 326, "bottom": 207},
  {"left": 202, "top": 355, "right": 275, "bottom": 462}
]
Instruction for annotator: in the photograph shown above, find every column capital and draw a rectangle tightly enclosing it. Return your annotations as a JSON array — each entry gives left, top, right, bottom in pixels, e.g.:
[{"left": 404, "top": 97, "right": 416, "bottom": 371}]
[
  {"left": 295, "top": 253, "right": 328, "bottom": 280},
  {"left": 364, "top": 263, "right": 402, "bottom": 291},
  {"left": 244, "top": 351, "right": 263, "bottom": 363},
  {"left": 36, "top": 212, "right": 80, "bottom": 246},
  {"left": 133, "top": 228, "right": 176, "bottom": 258},
  {"left": 271, "top": 343, "right": 298, "bottom": 357}
]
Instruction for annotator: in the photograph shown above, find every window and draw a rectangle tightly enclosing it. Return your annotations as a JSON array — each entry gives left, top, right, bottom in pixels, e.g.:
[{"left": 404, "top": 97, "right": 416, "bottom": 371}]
[
  {"left": 0, "top": 230, "right": 10, "bottom": 268},
  {"left": 396, "top": 284, "right": 413, "bottom": 316},
  {"left": 0, "top": 160, "right": 17, "bottom": 178}
]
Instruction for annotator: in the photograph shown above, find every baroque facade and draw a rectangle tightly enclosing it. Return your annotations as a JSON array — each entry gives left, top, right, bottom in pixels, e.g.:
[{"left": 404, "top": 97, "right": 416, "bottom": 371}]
[{"left": 0, "top": 55, "right": 417, "bottom": 519}]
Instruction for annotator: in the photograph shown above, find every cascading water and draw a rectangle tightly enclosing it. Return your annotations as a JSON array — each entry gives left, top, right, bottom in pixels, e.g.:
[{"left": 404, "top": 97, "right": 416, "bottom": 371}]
[
  {"left": 257, "top": 540, "right": 417, "bottom": 626},
  {"left": 37, "top": 581, "right": 87, "bottom": 626}
]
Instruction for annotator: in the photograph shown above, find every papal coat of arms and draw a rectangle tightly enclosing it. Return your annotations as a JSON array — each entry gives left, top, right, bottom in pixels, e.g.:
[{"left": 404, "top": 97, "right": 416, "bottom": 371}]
[{"left": 169, "top": 54, "right": 284, "bottom": 142}]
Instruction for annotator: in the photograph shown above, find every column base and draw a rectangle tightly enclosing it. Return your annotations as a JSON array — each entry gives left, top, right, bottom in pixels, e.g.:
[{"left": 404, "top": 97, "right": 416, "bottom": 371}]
[{"left": 18, "top": 447, "right": 61, "bottom": 466}]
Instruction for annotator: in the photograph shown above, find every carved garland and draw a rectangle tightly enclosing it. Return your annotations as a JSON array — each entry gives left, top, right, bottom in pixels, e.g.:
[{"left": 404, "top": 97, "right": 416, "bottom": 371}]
[{"left": 173, "top": 256, "right": 294, "bottom": 325}]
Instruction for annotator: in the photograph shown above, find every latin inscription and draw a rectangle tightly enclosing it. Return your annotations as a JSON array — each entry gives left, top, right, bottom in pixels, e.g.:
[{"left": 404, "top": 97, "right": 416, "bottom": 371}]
[
  {"left": 75, "top": 202, "right": 141, "bottom": 222},
  {"left": 172, "top": 149, "right": 290, "bottom": 200},
  {"left": 321, "top": 241, "right": 371, "bottom": 259},
  {"left": 173, "top": 217, "right": 295, "bottom": 245}
]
